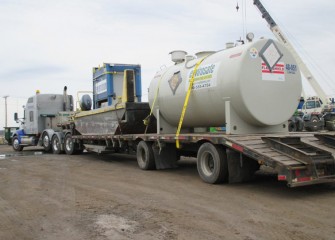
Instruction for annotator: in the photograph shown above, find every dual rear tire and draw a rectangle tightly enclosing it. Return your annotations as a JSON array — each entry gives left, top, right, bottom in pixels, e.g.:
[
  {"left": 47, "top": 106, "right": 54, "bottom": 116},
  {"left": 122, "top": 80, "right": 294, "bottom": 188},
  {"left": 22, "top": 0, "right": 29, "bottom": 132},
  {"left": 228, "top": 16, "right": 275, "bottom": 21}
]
[
  {"left": 47, "top": 133, "right": 82, "bottom": 155},
  {"left": 136, "top": 141, "right": 155, "bottom": 170},
  {"left": 64, "top": 134, "right": 82, "bottom": 155},
  {"left": 136, "top": 140, "right": 229, "bottom": 184},
  {"left": 197, "top": 143, "right": 228, "bottom": 184},
  {"left": 51, "top": 135, "right": 62, "bottom": 154}
]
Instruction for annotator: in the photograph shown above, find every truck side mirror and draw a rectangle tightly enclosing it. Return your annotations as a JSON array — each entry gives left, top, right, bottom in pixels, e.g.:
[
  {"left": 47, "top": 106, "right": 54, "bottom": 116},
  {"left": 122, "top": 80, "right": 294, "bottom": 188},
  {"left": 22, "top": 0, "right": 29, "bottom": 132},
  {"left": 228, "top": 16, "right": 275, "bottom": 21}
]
[{"left": 14, "top": 112, "right": 18, "bottom": 122}]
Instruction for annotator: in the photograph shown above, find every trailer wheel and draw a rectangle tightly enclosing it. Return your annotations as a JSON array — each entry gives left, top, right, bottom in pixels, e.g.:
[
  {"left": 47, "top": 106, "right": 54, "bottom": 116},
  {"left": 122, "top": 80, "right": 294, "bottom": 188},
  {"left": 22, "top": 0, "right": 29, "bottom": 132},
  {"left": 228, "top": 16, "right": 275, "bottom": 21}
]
[
  {"left": 136, "top": 141, "right": 155, "bottom": 170},
  {"left": 305, "top": 115, "right": 320, "bottom": 132},
  {"left": 51, "top": 135, "right": 62, "bottom": 154},
  {"left": 64, "top": 134, "right": 76, "bottom": 155},
  {"left": 295, "top": 117, "right": 304, "bottom": 132},
  {"left": 42, "top": 132, "right": 52, "bottom": 152},
  {"left": 288, "top": 120, "right": 296, "bottom": 132},
  {"left": 197, "top": 143, "right": 228, "bottom": 184},
  {"left": 12, "top": 136, "right": 23, "bottom": 152}
]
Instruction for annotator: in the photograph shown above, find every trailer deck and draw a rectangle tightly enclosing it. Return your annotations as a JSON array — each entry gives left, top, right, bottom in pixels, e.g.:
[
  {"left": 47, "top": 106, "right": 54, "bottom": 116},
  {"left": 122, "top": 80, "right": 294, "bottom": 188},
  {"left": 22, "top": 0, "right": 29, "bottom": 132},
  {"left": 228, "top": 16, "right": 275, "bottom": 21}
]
[{"left": 72, "top": 131, "right": 335, "bottom": 187}]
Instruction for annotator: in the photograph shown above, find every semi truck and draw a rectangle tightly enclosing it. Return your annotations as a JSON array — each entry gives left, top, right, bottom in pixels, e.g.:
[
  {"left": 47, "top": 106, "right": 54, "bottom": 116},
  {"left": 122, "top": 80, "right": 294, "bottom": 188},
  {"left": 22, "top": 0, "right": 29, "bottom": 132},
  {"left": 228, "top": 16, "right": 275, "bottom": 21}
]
[
  {"left": 11, "top": 38, "right": 335, "bottom": 187},
  {"left": 12, "top": 87, "right": 74, "bottom": 152}
]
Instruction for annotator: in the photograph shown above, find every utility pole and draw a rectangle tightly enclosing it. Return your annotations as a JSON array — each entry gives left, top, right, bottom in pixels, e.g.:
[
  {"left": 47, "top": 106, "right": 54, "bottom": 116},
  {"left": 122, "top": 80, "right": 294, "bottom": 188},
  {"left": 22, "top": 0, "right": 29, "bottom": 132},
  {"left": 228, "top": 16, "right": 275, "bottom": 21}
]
[{"left": 3, "top": 95, "right": 9, "bottom": 128}]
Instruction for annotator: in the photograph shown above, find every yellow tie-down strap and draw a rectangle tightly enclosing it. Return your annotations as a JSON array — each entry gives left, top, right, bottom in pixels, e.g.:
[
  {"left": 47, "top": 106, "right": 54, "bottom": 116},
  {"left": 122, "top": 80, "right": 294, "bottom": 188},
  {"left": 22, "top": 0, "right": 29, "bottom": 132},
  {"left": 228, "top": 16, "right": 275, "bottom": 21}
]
[{"left": 176, "top": 57, "right": 206, "bottom": 149}]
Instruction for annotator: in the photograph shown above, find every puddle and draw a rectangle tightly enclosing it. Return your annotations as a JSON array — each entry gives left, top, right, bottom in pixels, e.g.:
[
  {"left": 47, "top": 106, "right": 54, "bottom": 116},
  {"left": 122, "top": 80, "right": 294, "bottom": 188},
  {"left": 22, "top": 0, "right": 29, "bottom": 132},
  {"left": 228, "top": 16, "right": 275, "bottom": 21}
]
[{"left": 0, "top": 151, "right": 44, "bottom": 159}]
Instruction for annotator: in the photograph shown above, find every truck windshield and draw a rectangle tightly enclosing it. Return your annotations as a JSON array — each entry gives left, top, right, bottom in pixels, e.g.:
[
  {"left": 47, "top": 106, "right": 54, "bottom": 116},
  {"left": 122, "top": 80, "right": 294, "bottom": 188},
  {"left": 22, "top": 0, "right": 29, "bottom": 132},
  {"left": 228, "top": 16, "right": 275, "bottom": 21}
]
[{"left": 305, "top": 101, "right": 316, "bottom": 109}]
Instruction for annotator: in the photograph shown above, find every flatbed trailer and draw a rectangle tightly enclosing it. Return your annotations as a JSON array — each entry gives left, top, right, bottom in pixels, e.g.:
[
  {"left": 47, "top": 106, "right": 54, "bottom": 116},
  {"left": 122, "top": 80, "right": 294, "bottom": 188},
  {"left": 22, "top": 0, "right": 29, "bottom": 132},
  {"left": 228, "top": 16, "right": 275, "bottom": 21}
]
[{"left": 69, "top": 130, "right": 335, "bottom": 187}]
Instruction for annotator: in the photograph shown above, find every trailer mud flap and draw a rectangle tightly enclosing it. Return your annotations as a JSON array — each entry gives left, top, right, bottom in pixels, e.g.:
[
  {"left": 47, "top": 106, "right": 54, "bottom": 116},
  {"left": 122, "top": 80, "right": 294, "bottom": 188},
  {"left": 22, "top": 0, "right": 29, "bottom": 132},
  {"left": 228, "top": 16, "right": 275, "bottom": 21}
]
[
  {"left": 152, "top": 143, "right": 178, "bottom": 170},
  {"left": 226, "top": 149, "right": 260, "bottom": 183}
]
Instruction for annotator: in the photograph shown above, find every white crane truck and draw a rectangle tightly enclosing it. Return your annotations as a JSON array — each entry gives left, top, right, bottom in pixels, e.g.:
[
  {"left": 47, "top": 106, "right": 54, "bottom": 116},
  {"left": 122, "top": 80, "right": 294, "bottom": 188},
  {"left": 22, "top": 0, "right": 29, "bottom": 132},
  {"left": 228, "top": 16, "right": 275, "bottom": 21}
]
[{"left": 11, "top": 39, "right": 335, "bottom": 187}]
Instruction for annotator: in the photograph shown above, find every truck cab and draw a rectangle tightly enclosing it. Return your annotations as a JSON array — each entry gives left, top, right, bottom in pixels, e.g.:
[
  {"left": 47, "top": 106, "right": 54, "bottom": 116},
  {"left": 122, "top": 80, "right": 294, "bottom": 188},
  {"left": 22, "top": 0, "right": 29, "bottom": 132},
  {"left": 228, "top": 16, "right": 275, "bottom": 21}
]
[
  {"left": 301, "top": 97, "right": 322, "bottom": 115},
  {"left": 12, "top": 87, "right": 74, "bottom": 151}
]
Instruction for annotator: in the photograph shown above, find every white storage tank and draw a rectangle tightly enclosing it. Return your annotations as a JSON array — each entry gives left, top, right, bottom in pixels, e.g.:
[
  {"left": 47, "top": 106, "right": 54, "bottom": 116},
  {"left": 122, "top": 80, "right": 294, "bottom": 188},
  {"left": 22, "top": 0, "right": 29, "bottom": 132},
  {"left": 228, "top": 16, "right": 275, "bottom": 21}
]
[{"left": 149, "top": 38, "right": 302, "bottom": 134}]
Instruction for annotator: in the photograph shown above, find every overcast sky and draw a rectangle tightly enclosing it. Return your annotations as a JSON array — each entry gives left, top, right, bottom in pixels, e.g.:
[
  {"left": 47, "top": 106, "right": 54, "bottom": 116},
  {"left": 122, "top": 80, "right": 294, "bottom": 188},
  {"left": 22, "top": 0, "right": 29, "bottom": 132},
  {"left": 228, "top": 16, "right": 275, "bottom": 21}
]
[{"left": 1, "top": 0, "right": 335, "bottom": 128}]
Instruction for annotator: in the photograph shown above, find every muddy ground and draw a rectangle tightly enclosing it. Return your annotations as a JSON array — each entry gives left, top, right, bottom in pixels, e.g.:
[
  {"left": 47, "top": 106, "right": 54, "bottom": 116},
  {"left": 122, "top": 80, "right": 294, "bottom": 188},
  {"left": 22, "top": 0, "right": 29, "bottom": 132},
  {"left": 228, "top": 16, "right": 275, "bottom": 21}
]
[{"left": 0, "top": 144, "right": 334, "bottom": 240}]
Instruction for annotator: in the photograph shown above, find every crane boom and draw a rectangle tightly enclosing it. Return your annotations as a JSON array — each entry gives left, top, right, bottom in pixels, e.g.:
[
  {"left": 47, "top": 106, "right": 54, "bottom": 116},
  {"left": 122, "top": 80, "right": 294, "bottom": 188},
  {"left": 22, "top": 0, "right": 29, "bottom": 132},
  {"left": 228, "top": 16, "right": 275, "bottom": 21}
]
[{"left": 253, "top": 0, "right": 329, "bottom": 104}]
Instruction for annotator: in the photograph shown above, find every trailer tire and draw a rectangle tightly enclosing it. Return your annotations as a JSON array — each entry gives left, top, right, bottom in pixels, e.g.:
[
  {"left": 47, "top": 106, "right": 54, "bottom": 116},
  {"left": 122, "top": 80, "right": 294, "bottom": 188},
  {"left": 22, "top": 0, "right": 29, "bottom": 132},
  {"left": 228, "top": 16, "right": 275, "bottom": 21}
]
[
  {"left": 51, "top": 135, "right": 62, "bottom": 154},
  {"left": 197, "top": 143, "right": 228, "bottom": 184},
  {"left": 305, "top": 115, "right": 320, "bottom": 132},
  {"left": 42, "top": 132, "right": 52, "bottom": 152},
  {"left": 295, "top": 117, "right": 304, "bottom": 132},
  {"left": 136, "top": 141, "right": 155, "bottom": 170},
  {"left": 288, "top": 120, "right": 296, "bottom": 132},
  {"left": 64, "top": 134, "right": 76, "bottom": 155},
  {"left": 12, "top": 136, "right": 23, "bottom": 152}
]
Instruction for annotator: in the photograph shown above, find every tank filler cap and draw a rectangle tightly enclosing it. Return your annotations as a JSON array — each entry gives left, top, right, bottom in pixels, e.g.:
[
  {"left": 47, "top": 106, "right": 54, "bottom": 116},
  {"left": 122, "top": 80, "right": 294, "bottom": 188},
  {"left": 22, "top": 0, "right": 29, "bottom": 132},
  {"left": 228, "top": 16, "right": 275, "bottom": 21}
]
[{"left": 169, "top": 50, "right": 187, "bottom": 64}]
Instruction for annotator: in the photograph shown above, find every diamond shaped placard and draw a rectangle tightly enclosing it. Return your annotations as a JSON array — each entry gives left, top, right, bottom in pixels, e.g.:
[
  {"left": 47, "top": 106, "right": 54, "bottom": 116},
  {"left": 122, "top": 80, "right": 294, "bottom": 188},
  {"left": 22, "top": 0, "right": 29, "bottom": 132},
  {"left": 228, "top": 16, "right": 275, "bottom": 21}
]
[{"left": 260, "top": 40, "right": 283, "bottom": 72}]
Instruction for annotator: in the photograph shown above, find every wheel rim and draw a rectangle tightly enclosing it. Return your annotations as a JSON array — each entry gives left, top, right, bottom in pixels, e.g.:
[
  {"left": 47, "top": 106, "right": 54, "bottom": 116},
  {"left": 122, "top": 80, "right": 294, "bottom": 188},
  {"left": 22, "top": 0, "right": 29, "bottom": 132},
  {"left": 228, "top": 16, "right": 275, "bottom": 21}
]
[
  {"left": 65, "top": 137, "right": 73, "bottom": 152},
  {"left": 13, "top": 138, "right": 20, "bottom": 150},
  {"left": 201, "top": 152, "right": 215, "bottom": 177},
  {"left": 53, "top": 138, "right": 59, "bottom": 151},
  {"left": 43, "top": 135, "right": 49, "bottom": 147}
]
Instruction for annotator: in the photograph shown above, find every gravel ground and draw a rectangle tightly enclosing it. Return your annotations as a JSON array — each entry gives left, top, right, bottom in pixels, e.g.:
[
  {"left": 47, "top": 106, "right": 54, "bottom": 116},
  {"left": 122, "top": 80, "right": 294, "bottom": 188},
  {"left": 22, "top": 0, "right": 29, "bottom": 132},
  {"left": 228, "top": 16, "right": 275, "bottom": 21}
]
[{"left": 0, "top": 144, "right": 335, "bottom": 240}]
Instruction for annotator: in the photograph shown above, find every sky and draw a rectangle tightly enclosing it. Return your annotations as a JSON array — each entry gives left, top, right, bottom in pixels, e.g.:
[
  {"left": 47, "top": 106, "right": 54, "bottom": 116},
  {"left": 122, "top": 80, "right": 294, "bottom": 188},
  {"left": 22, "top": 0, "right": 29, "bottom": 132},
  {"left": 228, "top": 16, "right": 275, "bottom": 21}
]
[{"left": 0, "top": 0, "right": 335, "bottom": 129}]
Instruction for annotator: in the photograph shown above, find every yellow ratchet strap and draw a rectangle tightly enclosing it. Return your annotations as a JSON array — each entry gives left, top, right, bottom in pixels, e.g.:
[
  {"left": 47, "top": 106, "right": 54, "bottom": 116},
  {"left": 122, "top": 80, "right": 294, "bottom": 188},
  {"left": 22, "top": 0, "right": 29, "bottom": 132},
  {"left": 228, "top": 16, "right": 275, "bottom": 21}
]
[
  {"left": 143, "top": 71, "right": 167, "bottom": 126},
  {"left": 176, "top": 57, "right": 206, "bottom": 149}
]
